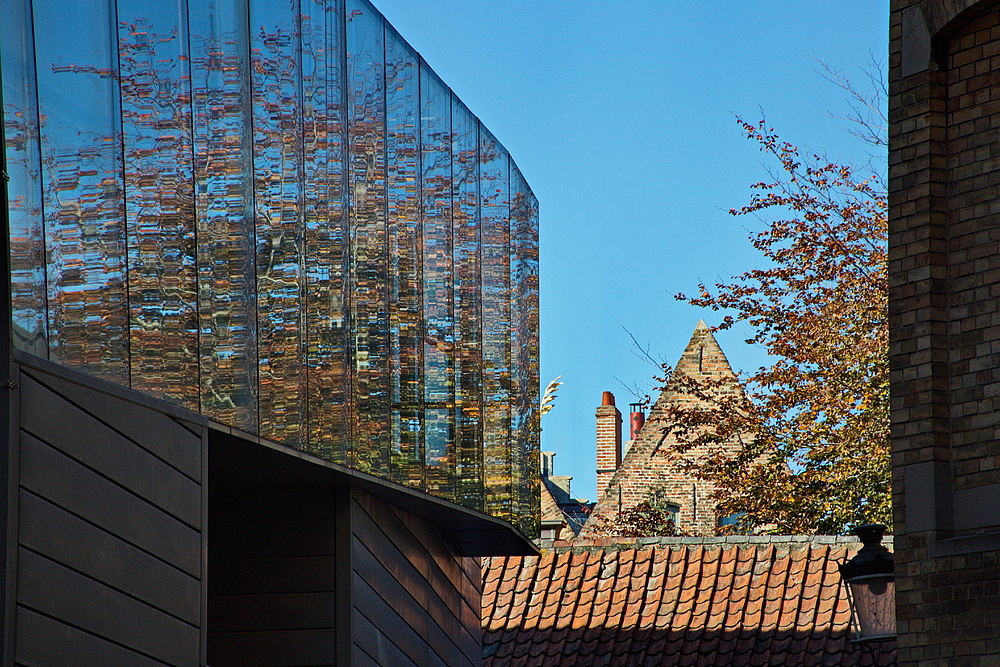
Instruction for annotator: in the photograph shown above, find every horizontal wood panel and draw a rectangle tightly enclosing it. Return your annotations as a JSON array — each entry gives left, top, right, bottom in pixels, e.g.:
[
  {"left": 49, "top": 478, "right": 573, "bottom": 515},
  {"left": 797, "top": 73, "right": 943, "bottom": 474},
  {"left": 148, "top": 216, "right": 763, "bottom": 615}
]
[
  {"left": 17, "top": 548, "right": 200, "bottom": 666},
  {"left": 20, "top": 374, "right": 201, "bottom": 527},
  {"left": 207, "top": 630, "right": 337, "bottom": 666},
  {"left": 20, "top": 366, "right": 202, "bottom": 479},
  {"left": 15, "top": 607, "right": 170, "bottom": 667},
  {"left": 209, "top": 592, "right": 337, "bottom": 633},
  {"left": 209, "top": 486, "right": 337, "bottom": 522},
  {"left": 18, "top": 489, "right": 200, "bottom": 624},
  {"left": 208, "top": 518, "right": 336, "bottom": 558},
  {"left": 208, "top": 556, "right": 336, "bottom": 595},
  {"left": 19, "top": 433, "right": 201, "bottom": 576}
]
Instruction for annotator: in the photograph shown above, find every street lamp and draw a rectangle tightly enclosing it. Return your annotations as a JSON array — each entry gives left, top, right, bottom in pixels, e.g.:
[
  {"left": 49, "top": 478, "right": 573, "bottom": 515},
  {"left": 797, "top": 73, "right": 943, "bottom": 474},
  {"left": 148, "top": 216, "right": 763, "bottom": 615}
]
[{"left": 839, "top": 523, "right": 896, "bottom": 643}]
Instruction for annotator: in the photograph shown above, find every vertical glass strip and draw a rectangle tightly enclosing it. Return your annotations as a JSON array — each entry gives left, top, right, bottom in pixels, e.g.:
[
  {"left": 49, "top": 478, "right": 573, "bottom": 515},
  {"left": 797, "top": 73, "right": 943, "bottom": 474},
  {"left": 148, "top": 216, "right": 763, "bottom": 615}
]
[
  {"left": 480, "top": 128, "right": 511, "bottom": 522},
  {"left": 510, "top": 166, "right": 540, "bottom": 537},
  {"left": 2, "top": 0, "right": 48, "bottom": 356},
  {"left": 190, "top": 0, "right": 258, "bottom": 432},
  {"left": 420, "top": 64, "right": 455, "bottom": 500},
  {"left": 33, "top": 0, "right": 129, "bottom": 384},
  {"left": 452, "top": 97, "right": 482, "bottom": 511},
  {"left": 385, "top": 27, "right": 422, "bottom": 488},
  {"left": 346, "top": 0, "right": 388, "bottom": 474},
  {"left": 304, "top": 0, "right": 348, "bottom": 461},
  {"left": 250, "top": 0, "right": 305, "bottom": 445},
  {"left": 117, "top": 0, "right": 199, "bottom": 410}
]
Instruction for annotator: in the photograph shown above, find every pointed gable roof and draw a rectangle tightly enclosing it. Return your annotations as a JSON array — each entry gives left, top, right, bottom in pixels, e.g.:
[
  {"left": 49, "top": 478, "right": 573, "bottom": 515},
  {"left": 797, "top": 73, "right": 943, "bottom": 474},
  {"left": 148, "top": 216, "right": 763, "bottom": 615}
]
[{"left": 580, "top": 322, "right": 744, "bottom": 536}]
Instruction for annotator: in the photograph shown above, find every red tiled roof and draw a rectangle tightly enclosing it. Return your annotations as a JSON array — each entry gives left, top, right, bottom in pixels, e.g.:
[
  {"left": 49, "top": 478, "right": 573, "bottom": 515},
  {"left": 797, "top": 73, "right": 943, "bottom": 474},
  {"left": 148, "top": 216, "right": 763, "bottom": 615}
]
[{"left": 482, "top": 536, "right": 896, "bottom": 666}]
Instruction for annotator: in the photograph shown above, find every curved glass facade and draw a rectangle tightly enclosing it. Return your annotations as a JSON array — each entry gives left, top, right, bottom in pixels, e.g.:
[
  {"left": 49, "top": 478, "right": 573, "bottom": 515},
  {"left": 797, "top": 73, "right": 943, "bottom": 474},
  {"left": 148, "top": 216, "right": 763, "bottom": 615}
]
[{"left": 1, "top": 0, "right": 539, "bottom": 533}]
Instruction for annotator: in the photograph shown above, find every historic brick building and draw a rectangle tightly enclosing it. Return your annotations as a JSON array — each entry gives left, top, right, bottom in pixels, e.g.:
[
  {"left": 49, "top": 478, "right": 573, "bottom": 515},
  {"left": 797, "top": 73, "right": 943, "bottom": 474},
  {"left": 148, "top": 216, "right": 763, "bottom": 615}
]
[
  {"left": 890, "top": 0, "right": 1000, "bottom": 663},
  {"left": 581, "top": 321, "right": 743, "bottom": 536}
]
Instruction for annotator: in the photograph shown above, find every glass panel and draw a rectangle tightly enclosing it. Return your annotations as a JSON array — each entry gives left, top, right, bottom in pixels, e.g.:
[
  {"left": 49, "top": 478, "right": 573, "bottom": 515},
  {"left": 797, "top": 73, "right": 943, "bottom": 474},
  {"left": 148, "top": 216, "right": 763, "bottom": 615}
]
[
  {"left": 347, "top": 0, "right": 388, "bottom": 474},
  {"left": 251, "top": 0, "right": 305, "bottom": 445},
  {"left": 385, "top": 27, "right": 422, "bottom": 488},
  {"left": 510, "top": 165, "right": 540, "bottom": 537},
  {"left": 452, "top": 97, "right": 482, "bottom": 511},
  {"left": 117, "top": 0, "right": 199, "bottom": 410},
  {"left": 479, "top": 128, "right": 510, "bottom": 521},
  {"left": 2, "top": 0, "right": 48, "bottom": 356},
  {"left": 303, "top": 0, "right": 348, "bottom": 461},
  {"left": 421, "top": 64, "right": 455, "bottom": 500},
  {"left": 190, "top": 0, "right": 259, "bottom": 432},
  {"left": 32, "top": 0, "right": 129, "bottom": 384}
]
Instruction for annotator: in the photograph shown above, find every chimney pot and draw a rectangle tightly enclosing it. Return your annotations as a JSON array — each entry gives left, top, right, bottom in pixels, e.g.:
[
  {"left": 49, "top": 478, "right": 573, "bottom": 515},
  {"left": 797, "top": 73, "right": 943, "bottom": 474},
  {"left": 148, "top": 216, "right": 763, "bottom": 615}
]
[{"left": 602, "top": 391, "right": 615, "bottom": 406}]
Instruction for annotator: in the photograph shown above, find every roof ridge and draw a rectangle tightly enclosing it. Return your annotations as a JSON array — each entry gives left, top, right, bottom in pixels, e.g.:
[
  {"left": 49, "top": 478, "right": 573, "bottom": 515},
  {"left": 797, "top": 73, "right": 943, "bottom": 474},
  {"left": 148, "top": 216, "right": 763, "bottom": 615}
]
[{"left": 543, "top": 534, "right": 873, "bottom": 552}]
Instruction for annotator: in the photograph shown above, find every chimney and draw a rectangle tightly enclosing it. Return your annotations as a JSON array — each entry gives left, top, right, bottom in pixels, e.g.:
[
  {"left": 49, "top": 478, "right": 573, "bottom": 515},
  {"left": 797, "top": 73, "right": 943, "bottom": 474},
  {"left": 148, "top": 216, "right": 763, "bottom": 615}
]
[
  {"left": 596, "top": 391, "right": 622, "bottom": 495},
  {"left": 629, "top": 402, "right": 645, "bottom": 440},
  {"left": 540, "top": 451, "right": 555, "bottom": 477}
]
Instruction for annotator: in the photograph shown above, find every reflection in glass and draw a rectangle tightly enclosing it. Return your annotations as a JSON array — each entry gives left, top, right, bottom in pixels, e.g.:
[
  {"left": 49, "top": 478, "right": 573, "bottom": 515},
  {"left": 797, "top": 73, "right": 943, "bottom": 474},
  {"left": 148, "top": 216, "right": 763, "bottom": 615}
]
[
  {"left": 386, "top": 27, "right": 423, "bottom": 488},
  {"left": 304, "top": 0, "right": 349, "bottom": 462},
  {"left": 421, "top": 64, "right": 455, "bottom": 501},
  {"left": 190, "top": 0, "right": 259, "bottom": 432},
  {"left": 251, "top": 0, "right": 305, "bottom": 445},
  {"left": 35, "top": 0, "right": 129, "bottom": 385},
  {"left": 118, "top": 0, "right": 199, "bottom": 410},
  {"left": 453, "top": 98, "right": 483, "bottom": 511},
  {"left": 2, "top": 0, "right": 48, "bottom": 356},
  {"left": 480, "top": 129, "right": 512, "bottom": 522},
  {"left": 511, "top": 167, "right": 540, "bottom": 536},
  {"left": 2, "top": 0, "right": 539, "bottom": 533},
  {"left": 347, "top": 0, "right": 389, "bottom": 474}
]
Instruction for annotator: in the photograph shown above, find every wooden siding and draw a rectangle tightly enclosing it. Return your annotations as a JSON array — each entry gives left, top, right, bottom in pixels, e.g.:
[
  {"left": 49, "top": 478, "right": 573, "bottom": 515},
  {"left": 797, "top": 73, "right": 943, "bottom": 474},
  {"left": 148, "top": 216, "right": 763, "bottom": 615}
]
[
  {"left": 207, "top": 485, "right": 339, "bottom": 666},
  {"left": 14, "top": 364, "right": 204, "bottom": 666},
  {"left": 351, "top": 490, "right": 482, "bottom": 667}
]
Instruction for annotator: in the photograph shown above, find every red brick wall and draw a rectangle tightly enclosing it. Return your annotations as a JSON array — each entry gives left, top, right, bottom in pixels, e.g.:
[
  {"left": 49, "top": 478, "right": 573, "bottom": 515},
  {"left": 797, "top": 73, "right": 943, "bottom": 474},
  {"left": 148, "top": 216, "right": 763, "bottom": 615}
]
[
  {"left": 595, "top": 402, "right": 622, "bottom": 493},
  {"left": 582, "top": 322, "right": 743, "bottom": 536}
]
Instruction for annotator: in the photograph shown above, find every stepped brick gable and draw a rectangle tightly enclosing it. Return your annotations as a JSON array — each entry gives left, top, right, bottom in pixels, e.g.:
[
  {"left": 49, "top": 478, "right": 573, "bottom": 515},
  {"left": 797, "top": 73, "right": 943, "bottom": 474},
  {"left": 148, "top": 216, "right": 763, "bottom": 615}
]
[{"left": 582, "top": 321, "right": 744, "bottom": 536}]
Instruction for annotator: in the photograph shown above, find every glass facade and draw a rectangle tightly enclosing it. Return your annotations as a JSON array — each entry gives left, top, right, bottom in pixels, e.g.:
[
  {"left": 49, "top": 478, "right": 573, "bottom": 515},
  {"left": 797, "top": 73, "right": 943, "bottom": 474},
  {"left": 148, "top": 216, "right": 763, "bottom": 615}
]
[{"left": 1, "top": 0, "right": 539, "bottom": 533}]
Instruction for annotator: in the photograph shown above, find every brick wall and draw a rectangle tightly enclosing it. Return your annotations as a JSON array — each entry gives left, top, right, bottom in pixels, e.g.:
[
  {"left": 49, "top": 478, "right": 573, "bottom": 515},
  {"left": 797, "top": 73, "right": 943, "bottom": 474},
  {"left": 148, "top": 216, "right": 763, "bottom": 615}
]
[
  {"left": 595, "top": 392, "right": 622, "bottom": 493},
  {"left": 890, "top": 1, "right": 1000, "bottom": 664},
  {"left": 581, "top": 322, "right": 743, "bottom": 536}
]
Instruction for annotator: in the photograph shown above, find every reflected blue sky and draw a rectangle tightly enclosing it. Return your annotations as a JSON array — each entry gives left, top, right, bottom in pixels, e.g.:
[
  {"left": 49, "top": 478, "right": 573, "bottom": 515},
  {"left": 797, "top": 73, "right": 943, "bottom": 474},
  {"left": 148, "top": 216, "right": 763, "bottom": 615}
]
[{"left": 370, "top": 0, "right": 890, "bottom": 502}]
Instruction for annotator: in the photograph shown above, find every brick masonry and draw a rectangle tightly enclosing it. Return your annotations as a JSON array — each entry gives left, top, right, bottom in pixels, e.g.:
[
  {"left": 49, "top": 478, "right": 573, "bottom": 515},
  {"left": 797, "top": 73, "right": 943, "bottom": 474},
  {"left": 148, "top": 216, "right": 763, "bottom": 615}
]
[
  {"left": 890, "top": 1, "right": 1000, "bottom": 664},
  {"left": 595, "top": 393, "right": 622, "bottom": 493},
  {"left": 581, "top": 321, "right": 743, "bottom": 536}
]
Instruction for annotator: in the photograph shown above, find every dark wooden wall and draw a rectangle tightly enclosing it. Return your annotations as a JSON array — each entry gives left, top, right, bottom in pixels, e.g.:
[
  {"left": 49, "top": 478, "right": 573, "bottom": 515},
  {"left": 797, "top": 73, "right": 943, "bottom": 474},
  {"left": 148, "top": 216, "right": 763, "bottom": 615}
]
[
  {"left": 350, "top": 491, "right": 482, "bottom": 667},
  {"left": 4, "top": 356, "right": 502, "bottom": 667},
  {"left": 207, "top": 485, "right": 339, "bottom": 666},
  {"left": 13, "top": 362, "right": 205, "bottom": 666}
]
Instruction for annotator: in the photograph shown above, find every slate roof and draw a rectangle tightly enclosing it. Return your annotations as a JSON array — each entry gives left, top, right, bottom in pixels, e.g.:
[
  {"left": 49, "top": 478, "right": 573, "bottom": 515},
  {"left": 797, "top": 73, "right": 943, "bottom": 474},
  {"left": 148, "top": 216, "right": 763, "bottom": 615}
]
[{"left": 482, "top": 536, "right": 896, "bottom": 666}]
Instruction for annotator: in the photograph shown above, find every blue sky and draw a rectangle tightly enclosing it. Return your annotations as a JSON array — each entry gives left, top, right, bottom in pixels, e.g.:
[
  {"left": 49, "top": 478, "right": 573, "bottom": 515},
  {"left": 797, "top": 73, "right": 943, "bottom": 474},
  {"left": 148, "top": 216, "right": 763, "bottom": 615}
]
[{"left": 371, "top": 0, "right": 890, "bottom": 502}]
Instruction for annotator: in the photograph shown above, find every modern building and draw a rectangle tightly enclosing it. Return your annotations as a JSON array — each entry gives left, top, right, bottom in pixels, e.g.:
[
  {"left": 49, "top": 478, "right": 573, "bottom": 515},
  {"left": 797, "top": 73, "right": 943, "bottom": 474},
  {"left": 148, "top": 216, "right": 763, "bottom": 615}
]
[
  {"left": 1, "top": 0, "right": 539, "bottom": 664},
  {"left": 890, "top": 0, "right": 1000, "bottom": 663}
]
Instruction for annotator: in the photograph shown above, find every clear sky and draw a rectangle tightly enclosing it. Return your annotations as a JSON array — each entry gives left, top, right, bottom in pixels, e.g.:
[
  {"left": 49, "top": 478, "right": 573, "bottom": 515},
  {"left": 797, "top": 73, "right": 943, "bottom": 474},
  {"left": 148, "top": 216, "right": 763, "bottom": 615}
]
[{"left": 370, "top": 0, "right": 890, "bottom": 503}]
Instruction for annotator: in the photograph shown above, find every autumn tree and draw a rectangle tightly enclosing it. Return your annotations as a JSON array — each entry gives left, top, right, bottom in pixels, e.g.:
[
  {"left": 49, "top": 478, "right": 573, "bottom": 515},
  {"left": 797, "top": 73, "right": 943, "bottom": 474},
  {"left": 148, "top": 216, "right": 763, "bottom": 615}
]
[
  {"left": 669, "top": 118, "right": 888, "bottom": 534},
  {"left": 585, "top": 489, "right": 682, "bottom": 538}
]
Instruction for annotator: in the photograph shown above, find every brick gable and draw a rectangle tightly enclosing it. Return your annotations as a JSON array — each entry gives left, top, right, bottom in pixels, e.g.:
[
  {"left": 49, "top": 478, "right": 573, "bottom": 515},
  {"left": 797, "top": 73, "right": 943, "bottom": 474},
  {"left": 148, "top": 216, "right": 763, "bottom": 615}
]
[{"left": 581, "top": 321, "right": 744, "bottom": 536}]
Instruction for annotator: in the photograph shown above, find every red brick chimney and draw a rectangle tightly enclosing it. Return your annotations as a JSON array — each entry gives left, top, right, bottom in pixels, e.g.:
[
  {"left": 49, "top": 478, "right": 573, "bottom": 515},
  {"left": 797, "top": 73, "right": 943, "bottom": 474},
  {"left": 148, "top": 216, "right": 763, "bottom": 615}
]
[{"left": 596, "top": 391, "right": 622, "bottom": 495}]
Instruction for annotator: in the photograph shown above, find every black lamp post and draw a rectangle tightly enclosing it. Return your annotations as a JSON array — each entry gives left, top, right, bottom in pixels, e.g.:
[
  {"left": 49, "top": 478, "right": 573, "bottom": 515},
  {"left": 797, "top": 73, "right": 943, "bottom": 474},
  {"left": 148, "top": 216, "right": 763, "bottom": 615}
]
[{"left": 839, "top": 524, "right": 896, "bottom": 643}]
